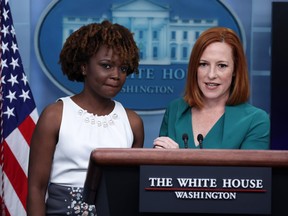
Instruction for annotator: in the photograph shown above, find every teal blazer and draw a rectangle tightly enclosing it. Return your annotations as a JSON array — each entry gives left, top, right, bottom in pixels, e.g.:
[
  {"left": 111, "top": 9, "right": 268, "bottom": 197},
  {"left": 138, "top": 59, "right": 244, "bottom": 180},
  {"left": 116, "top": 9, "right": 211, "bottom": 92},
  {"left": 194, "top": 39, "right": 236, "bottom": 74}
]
[{"left": 159, "top": 98, "right": 270, "bottom": 149}]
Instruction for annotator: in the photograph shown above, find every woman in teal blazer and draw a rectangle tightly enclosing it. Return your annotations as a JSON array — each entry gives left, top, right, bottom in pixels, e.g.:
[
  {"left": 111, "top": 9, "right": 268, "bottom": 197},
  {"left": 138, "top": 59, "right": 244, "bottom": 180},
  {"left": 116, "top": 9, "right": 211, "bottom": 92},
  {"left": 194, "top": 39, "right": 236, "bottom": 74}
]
[
  {"left": 154, "top": 27, "right": 270, "bottom": 149},
  {"left": 158, "top": 98, "right": 270, "bottom": 149}
]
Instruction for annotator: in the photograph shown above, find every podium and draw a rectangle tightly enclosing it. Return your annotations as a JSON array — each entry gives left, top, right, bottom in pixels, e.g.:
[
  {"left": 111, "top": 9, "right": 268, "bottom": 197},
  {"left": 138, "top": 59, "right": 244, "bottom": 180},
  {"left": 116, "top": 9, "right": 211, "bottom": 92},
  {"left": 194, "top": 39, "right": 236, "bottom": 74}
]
[{"left": 83, "top": 149, "right": 288, "bottom": 216}]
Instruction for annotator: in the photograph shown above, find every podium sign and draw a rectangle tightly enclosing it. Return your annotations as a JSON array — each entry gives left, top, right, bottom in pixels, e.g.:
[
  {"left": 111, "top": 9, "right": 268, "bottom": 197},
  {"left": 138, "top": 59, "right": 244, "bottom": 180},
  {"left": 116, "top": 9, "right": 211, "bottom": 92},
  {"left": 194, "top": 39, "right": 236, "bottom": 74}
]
[{"left": 140, "top": 165, "right": 271, "bottom": 214}]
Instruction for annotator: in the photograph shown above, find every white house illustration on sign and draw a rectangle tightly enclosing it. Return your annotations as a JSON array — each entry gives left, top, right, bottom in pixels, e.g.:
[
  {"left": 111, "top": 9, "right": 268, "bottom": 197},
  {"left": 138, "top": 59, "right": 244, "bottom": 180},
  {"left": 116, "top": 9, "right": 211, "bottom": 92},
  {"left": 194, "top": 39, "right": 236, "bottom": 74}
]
[{"left": 61, "top": 0, "right": 218, "bottom": 65}]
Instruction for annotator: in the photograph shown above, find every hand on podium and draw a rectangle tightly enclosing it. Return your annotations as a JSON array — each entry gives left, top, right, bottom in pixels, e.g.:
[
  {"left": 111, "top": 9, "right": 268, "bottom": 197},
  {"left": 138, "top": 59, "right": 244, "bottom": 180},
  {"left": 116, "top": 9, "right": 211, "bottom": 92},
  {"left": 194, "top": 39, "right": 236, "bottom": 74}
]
[{"left": 153, "top": 136, "right": 179, "bottom": 149}]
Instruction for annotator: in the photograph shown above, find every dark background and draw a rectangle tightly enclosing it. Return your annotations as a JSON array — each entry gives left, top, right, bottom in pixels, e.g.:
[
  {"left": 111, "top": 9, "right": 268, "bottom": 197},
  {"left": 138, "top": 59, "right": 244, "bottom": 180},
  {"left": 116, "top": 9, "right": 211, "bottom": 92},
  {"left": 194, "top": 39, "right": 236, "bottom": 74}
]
[{"left": 271, "top": 2, "right": 288, "bottom": 150}]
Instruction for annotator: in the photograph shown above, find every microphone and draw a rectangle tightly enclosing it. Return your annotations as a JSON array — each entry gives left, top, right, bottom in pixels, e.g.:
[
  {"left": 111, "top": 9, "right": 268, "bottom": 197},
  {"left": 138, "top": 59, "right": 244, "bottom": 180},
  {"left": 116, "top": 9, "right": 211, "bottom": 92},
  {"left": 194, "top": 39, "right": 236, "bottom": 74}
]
[
  {"left": 182, "top": 133, "right": 189, "bottom": 149},
  {"left": 197, "top": 134, "right": 204, "bottom": 149}
]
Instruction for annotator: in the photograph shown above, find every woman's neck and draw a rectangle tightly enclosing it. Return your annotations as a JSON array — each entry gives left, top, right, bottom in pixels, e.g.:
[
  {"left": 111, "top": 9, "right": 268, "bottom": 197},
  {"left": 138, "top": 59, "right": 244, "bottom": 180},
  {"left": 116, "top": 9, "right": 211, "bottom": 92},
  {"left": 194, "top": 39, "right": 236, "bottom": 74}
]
[{"left": 71, "top": 93, "right": 114, "bottom": 116}]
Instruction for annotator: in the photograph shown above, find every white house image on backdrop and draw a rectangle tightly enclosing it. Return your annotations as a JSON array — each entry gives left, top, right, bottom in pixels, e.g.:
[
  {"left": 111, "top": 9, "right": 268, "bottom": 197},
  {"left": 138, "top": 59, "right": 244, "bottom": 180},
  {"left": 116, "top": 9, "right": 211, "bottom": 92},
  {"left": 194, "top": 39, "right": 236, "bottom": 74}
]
[{"left": 62, "top": 0, "right": 218, "bottom": 65}]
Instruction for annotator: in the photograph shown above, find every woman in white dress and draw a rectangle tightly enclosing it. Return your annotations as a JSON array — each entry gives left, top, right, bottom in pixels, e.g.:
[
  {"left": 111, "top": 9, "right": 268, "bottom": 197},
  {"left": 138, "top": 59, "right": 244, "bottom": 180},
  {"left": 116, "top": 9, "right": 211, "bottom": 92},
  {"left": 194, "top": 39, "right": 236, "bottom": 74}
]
[{"left": 27, "top": 20, "right": 144, "bottom": 216}]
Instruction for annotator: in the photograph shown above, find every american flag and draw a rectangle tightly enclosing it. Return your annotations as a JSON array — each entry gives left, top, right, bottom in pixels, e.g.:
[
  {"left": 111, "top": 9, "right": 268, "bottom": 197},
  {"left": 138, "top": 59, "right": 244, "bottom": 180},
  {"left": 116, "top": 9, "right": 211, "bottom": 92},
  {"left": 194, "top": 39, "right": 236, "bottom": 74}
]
[{"left": 0, "top": 0, "right": 38, "bottom": 215}]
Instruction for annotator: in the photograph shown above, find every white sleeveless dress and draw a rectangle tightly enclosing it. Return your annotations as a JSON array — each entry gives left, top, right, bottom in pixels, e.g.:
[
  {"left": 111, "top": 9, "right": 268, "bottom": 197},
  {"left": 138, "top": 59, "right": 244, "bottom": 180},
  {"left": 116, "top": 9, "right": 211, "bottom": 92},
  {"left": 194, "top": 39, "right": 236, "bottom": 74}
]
[{"left": 46, "top": 96, "right": 133, "bottom": 215}]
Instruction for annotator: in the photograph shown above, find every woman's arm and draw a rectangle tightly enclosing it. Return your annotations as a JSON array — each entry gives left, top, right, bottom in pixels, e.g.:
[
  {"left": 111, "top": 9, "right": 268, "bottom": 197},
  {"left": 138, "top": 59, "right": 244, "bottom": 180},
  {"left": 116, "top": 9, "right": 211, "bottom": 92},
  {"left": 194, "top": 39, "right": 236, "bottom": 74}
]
[
  {"left": 240, "top": 109, "right": 270, "bottom": 150},
  {"left": 27, "top": 101, "right": 62, "bottom": 216},
  {"left": 126, "top": 108, "right": 144, "bottom": 148}
]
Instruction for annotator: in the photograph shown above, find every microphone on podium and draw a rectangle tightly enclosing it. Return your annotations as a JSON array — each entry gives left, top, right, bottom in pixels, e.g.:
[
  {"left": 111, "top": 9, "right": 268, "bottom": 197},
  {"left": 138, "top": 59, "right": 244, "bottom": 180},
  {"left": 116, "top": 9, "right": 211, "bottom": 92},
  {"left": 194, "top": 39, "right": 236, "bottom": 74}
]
[
  {"left": 182, "top": 133, "right": 189, "bottom": 149},
  {"left": 197, "top": 134, "right": 204, "bottom": 149}
]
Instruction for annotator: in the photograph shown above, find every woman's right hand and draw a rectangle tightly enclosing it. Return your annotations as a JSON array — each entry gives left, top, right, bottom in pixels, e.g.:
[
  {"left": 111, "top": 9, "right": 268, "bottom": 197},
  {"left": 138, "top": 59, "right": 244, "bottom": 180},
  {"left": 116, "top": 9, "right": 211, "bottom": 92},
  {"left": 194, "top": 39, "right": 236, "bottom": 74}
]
[{"left": 153, "top": 136, "right": 179, "bottom": 149}]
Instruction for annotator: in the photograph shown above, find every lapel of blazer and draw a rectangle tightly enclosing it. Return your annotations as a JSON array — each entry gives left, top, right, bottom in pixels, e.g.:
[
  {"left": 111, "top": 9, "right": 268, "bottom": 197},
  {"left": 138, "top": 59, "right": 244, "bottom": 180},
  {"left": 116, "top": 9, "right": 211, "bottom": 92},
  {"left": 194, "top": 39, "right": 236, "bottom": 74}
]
[{"left": 222, "top": 103, "right": 247, "bottom": 146}]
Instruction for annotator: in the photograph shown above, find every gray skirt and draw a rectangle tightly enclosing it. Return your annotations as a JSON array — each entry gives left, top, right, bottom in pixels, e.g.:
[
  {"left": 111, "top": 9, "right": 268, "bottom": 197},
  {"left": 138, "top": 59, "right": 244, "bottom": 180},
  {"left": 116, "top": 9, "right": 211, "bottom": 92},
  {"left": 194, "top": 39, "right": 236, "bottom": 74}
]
[{"left": 46, "top": 183, "right": 96, "bottom": 216}]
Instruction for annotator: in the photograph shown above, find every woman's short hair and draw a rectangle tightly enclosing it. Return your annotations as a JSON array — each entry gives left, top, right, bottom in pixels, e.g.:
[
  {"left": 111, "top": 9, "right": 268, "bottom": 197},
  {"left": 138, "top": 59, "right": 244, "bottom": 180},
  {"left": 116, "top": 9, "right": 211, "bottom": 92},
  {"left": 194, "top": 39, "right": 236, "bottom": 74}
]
[
  {"left": 184, "top": 27, "right": 250, "bottom": 108},
  {"left": 59, "top": 20, "right": 139, "bottom": 82}
]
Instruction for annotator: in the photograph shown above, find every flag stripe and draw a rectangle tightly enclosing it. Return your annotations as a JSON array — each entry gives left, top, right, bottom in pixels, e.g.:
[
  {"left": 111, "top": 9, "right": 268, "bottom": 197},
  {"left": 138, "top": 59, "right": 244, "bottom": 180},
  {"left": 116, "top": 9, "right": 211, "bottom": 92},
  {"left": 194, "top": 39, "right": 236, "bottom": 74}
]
[
  {"left": 3, "top": 141, "right": 27, "bottom": 210},
  {"left": 29, "top": 108, "right": 38, "bottom": 124},
  {"left": 3, "top": 173, "right": 25, "bottom": 216},
  {"left": 0, "top": 196, "right": 12, "bottom": 216},
  {"left": 18, "top": 115, "right": 36, "bottom": 146},
  {"left": 5, "top": 127, "right": 30, "bottom": 175}
]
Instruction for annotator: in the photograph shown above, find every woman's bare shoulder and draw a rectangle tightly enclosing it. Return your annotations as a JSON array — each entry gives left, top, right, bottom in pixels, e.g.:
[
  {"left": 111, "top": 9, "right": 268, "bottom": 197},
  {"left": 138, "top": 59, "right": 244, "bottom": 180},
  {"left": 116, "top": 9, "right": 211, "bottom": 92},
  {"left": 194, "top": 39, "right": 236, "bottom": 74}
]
[{"left": 37, "top": 100, "right": 63, "bottom": 127}]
